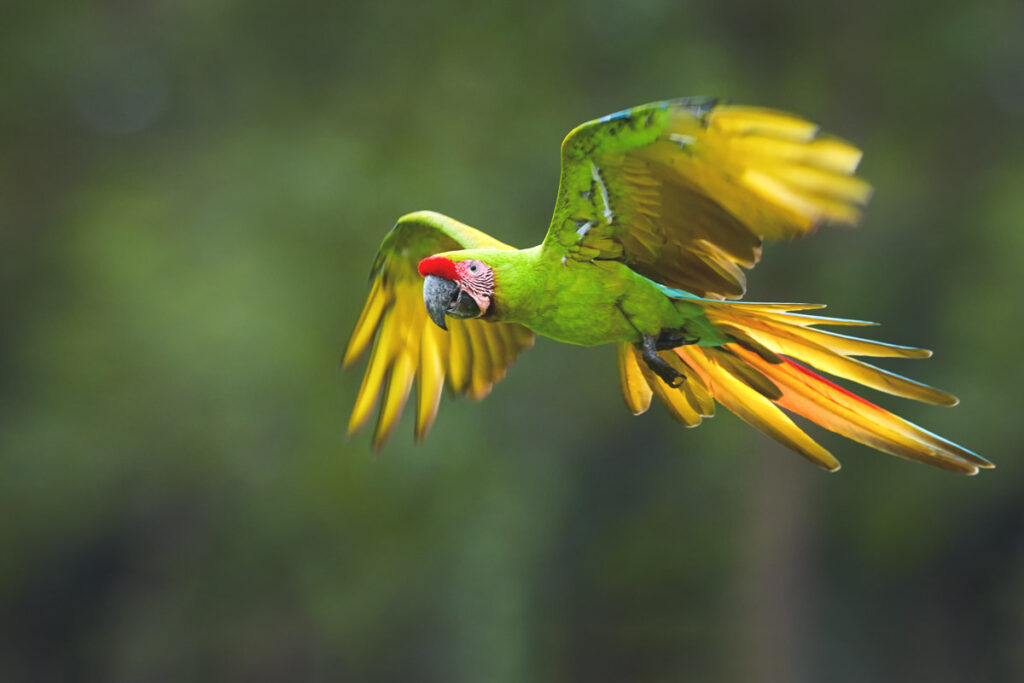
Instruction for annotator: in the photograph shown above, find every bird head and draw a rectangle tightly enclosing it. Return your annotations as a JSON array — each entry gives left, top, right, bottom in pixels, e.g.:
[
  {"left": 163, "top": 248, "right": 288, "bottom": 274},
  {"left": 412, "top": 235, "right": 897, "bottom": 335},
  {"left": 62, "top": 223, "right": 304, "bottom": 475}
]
[{"left": 418, "top": 255, "right": 495, "bottom": 330}]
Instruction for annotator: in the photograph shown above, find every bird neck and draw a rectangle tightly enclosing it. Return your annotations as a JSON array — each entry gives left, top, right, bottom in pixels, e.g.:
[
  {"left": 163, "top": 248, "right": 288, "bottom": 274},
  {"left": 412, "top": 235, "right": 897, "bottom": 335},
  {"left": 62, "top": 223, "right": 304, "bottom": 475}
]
[{"left": 485, "top": 246, "right": 544, "bottom": 324}]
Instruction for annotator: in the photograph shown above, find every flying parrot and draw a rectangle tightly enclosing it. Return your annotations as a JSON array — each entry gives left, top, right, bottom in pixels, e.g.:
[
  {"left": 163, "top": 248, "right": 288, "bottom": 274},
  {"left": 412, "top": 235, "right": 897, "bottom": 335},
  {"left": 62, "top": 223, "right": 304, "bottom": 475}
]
[{"left": 343, "top": 98, "right": 991, "bottom": 474}]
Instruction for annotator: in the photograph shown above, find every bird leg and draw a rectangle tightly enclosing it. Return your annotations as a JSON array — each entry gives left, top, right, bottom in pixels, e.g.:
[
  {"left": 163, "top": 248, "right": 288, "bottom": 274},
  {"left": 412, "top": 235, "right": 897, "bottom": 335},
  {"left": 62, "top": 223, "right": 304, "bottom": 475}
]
[
  {"left": 653, "top": 329, "right": 698, "bottom": 351},
  {"left": 615, "top": 301, "right": 695, "bottom": 388},
  {"left": 639, "top": 333, "right": 690, "bottom": 388}
]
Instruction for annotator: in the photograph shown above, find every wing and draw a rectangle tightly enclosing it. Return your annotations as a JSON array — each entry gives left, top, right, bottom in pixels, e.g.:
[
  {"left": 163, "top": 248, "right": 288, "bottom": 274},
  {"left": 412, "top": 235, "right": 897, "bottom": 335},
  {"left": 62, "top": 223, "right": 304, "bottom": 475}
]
[
  {"left": 542, "top": 98, "right": 872, "bottom": 298},
  {"left": 343, "top": 211, "right": 535, "bottom": 448}
]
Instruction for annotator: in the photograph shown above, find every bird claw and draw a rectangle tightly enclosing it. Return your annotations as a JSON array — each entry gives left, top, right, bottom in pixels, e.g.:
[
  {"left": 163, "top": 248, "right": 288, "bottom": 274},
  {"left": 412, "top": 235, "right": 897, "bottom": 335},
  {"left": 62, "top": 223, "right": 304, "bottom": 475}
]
[
  {"left": 661, "top": 369, "right": 686, "bottom": 387},
  {"left": 640, "top": 334, "right": 687, "bottom": 388}
]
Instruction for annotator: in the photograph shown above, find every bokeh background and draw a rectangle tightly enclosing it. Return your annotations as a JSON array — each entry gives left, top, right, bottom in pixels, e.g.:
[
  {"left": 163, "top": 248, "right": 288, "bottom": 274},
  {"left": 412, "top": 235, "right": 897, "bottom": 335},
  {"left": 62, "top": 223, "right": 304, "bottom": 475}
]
[{"left": 4, "top": 1, "right": 1024, "bottom": 681}]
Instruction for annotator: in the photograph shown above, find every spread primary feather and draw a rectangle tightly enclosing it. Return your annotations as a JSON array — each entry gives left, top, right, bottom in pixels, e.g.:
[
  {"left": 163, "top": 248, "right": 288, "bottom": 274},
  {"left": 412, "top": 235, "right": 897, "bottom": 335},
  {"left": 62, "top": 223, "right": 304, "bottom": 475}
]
[{"left": 343, "top": 98, "right": 988, "bottom": 474}]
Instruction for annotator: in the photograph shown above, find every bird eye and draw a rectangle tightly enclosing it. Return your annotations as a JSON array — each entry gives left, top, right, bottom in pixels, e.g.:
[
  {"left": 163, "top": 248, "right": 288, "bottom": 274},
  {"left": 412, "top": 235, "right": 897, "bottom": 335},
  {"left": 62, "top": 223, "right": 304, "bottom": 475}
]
[{"left": 469, "top": 263, "right": 478, "bottom": 273}]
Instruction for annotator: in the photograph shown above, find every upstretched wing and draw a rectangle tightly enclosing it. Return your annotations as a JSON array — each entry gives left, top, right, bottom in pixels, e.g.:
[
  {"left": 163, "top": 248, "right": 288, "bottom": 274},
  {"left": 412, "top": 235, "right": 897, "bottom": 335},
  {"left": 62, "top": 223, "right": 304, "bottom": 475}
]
[
  {"left": 343, "top": 211, "right": 535, "bottom": 448},
  {"left": 542, "top": 98, "right": 872, "bottom": 298}
]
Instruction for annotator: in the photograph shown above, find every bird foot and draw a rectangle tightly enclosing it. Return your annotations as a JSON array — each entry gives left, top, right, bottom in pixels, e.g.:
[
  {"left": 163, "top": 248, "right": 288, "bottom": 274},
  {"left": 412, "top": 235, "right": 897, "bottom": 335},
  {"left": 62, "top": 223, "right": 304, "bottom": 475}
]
[
  {"left": 640, "top": 334, "right": 686, "bottom": 387},
  {"left": 653, "top": 329, "right": 698, "bottom": 351}
]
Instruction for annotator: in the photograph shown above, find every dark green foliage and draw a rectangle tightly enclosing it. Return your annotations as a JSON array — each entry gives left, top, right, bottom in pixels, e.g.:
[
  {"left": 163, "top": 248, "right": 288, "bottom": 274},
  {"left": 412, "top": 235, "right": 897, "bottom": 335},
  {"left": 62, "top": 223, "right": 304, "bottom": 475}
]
[{"left": 2, "top": 0, "right": 1023, "bottom": 681}]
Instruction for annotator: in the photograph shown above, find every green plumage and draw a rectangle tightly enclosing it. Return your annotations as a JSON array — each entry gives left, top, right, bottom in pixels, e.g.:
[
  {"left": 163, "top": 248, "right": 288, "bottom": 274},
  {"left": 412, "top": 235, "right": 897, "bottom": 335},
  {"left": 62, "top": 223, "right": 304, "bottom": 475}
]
[
  {"left": 345, "top": 99, "right": 988, "bottom": 474},
  {"left": 436, "top": 243, "right": 720, "bottom": 347}
]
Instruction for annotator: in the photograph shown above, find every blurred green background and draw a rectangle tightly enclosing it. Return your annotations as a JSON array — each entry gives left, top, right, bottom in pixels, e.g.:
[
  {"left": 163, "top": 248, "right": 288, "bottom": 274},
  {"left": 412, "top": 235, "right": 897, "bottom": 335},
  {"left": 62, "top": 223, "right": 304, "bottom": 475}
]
[{"left": 3, "top": 0, "right": 1024, "bottom": 681}]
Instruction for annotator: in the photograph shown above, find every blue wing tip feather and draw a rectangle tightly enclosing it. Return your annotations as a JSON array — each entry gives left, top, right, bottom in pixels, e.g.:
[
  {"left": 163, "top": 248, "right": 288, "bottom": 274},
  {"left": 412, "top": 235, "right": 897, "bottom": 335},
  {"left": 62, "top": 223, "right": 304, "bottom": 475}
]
[
  {"left": 597, "top": 97, "right": 718, "bottom": 124},
  {"left": 597, "top": 108, "right": 634, "bottom": 124}
]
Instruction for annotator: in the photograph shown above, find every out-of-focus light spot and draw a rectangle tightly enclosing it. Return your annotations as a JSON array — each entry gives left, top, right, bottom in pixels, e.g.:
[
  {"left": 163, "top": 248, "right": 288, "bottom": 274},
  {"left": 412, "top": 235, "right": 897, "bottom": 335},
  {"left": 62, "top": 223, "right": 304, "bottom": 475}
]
[{"left": 70, "top": 45, "right": 169, "bottom": 135}]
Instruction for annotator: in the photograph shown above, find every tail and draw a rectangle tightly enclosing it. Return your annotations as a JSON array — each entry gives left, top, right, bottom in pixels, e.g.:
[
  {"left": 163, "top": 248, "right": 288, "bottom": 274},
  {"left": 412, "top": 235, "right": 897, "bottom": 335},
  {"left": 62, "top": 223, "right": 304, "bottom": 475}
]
[{"left": 617, "top": 301, "right": 991, "bottom": 474}]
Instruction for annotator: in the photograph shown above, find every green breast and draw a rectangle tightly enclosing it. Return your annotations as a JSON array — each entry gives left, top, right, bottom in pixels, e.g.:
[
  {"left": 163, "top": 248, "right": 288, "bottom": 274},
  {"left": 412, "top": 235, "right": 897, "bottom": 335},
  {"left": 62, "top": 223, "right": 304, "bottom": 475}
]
[{"left": 497, "top": 255, "right": 680, "bottom": 347}]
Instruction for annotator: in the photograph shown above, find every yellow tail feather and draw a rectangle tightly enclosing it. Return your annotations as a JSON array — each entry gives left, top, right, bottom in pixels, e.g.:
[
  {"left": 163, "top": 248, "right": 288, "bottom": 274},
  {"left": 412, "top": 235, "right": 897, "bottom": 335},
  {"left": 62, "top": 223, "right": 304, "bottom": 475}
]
[
  {"left": 703, "top": 303, "right": 957, "bottom": 405},
  {"left": 616, "top": 343, "right": 653, "bottom": 415},
  {"left": 680, "top": 346, "right": 840, "bottom": 471},
  {"left": 617, "top": 302, "right": 989, "bottom": 473}
]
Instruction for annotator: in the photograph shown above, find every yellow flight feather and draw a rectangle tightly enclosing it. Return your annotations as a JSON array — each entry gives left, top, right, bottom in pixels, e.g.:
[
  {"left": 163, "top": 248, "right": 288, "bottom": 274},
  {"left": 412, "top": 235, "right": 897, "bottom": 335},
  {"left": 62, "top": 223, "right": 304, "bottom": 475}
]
[
  {"left": 638, "top": 361, "right": 702, "bottom": 427},
  {"left": 373, "top": 345, "right": 417, "bottom": 449},
  {"left": 732, "top": 348, "right": 987, "bottom": 474},
  {"left": 343, "top": 279, "right": 392, "bottom": 368},
  {"left": 463, "top": 321, "right": 494, "bottom": 400},
  {"left": 708, "top": 347, "right": 783, "bottom": 400},
  {"left": 728, "top": 319, "right": 957, "bottom": 405},
  {"left": 348, "top": 309, "right": 400, "bottom": 435},
  {"left": 709, "top": 306, "right": 930, "bottom": 358},
  {"left": 415, "top": 322, "right": 447, "bottom": 442},
  {"left": 679, "top": 346, "right": 840, "bottom": 471},
  {"left": 662, "top": 352, "right": 716, "bottom": 416},
  {"left": 445, "top": 320, "right": 473, "bottom": 394},
  {"left": 769, "top": 165, "right": 874, "bottom": 204},
  {"left": 481, "top": 326, "right": 510, "bottom": 384},
  {"left": 616, "top": 343, "right": 653, "bottom": 415},
  {"left": 707, "top": 106, "right": 820, "bottom": 141}
]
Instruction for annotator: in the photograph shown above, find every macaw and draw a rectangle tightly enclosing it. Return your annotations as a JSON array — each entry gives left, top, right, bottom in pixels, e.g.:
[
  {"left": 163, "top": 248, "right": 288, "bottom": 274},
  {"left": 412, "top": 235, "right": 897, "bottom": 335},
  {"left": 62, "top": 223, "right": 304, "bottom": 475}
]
[{"left": 343, "top": 98, "right": 990, "bottom": 474}]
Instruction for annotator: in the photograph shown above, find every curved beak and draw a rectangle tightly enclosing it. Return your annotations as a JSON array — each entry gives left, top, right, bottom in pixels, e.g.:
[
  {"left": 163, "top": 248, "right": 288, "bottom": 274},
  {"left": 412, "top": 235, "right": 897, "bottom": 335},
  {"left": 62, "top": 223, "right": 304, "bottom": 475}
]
[
  {"left": 423, "top": 275, "right": 482, "bottom": 330},
  {"left": 423, "top": 275, "right": 460, "bottom": 330}
]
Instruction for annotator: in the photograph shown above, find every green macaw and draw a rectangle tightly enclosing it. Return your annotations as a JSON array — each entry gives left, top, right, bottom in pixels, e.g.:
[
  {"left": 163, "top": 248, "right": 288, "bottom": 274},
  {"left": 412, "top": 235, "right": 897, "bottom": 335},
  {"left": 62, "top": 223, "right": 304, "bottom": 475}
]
[{"left": 344, "top": 98, "right": 990, "bottom": 474}]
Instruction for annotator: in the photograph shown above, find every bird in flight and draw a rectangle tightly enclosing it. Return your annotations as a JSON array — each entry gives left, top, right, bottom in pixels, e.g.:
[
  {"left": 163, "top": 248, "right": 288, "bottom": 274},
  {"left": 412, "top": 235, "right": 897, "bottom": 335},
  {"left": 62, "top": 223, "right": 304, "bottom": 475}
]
[{"left": 343, "top": 98, "right": 990, "bottom": 474}]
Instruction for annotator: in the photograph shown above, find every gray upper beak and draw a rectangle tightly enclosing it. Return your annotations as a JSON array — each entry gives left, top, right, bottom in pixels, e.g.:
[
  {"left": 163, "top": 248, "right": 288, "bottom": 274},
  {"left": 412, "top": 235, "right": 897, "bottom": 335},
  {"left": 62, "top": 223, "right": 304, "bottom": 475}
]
[{"left": 423, "top": 275, "right": 460, "bottom": 330}]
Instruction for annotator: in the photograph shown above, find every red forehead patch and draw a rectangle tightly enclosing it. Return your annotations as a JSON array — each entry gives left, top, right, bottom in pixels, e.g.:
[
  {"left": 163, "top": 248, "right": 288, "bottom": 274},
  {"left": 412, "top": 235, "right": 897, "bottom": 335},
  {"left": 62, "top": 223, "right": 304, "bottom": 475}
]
[{"left": 417, "top": 256, "right": 459, "bottom": 281}]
